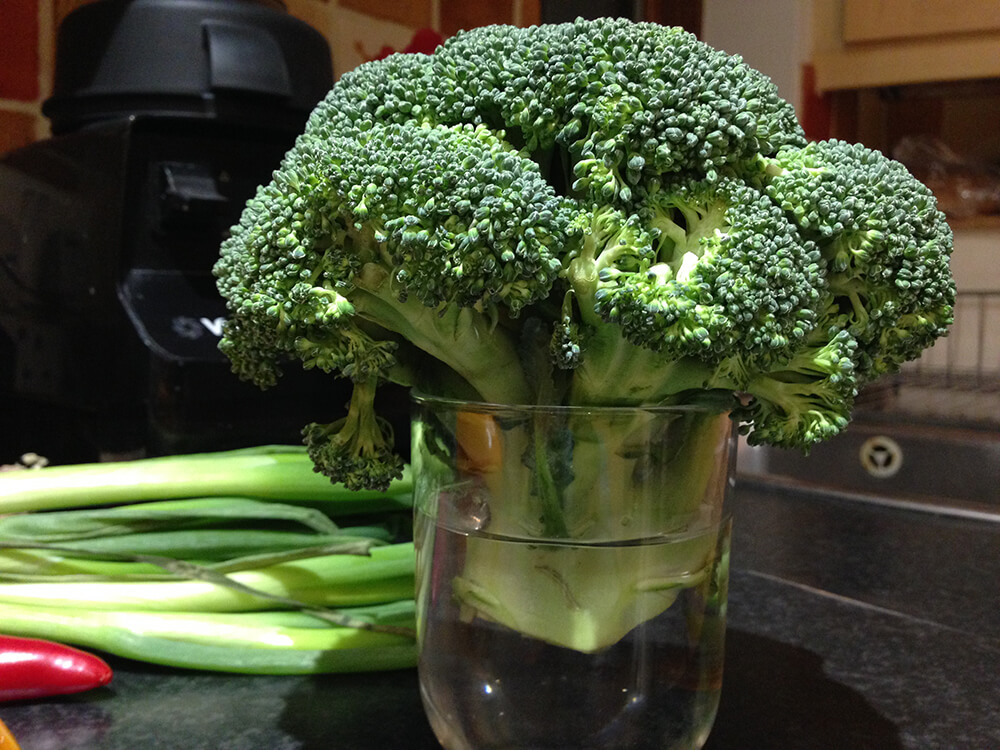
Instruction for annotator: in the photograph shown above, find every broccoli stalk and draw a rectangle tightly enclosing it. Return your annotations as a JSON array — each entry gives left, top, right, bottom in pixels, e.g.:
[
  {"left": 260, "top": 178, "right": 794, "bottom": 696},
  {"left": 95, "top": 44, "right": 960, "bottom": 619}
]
[
  {"left": 214, "top": 19, "right": 954, "bottom": 652},
  {"left": 452, "top": 521, "right": 718, "bottom": 653},
  {"left": 422, "top": 401, "right": 733, "bottom": 652},
  {"left": 348, "top": 262, "right": 532, "bottom": 405}
]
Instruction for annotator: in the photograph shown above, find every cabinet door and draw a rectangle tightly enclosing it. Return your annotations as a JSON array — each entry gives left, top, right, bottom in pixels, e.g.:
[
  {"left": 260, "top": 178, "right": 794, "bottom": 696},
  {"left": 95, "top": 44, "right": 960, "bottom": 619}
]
[
  {"left": 813, "top": 0, "right": 1000, "bottom": 90},
  {"left": 844, "top": 0, "right": 1000, "bottom": 43}
]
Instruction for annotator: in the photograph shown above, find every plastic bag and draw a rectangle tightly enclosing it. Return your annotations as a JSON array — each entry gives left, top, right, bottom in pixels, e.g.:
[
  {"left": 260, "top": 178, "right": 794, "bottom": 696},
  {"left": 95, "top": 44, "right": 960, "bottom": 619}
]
[{"left": 893, "top": 136, "right": 1000, "bottom": 219}]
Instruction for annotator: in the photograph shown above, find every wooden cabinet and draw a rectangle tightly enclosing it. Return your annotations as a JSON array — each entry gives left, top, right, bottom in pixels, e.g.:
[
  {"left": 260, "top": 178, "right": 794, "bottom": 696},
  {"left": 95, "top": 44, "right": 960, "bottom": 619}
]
[{"left": 812, "top": 0, "right": 1000, "bottom": 91}]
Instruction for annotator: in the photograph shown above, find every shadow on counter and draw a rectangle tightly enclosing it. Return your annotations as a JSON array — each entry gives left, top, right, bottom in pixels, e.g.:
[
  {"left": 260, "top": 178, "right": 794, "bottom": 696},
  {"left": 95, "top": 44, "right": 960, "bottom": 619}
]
[
  {"left": 706, "top": 629, "right": 903, "bottom": 750},
  {"left": 279, "top": 669, "right": 439, "bottom": 749},
  {"left": 276, "top": 629, "right": 901, "bottom": 750}
]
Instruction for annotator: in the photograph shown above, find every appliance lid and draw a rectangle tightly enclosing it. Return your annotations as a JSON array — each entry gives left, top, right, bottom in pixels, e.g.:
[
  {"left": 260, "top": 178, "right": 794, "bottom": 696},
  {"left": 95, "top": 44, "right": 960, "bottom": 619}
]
[{"left": 43, "top": 0, "right": 333, "bottom": 134}]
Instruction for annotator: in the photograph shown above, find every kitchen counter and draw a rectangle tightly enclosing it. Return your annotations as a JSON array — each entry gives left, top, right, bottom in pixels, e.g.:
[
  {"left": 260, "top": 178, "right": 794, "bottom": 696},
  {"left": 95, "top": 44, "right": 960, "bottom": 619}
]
[{"left": 2, "top": 482, "right": 998, "bottom": 750}]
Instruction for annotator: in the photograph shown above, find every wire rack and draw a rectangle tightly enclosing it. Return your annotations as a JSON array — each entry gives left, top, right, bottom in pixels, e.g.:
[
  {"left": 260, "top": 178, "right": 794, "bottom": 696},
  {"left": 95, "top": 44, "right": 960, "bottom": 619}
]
[
  {"left": 858, "top": 291, "right": 1000, "bottom": 427},
  {"left": 904, "top": 291, "right": 1000, "bottom": 390}
]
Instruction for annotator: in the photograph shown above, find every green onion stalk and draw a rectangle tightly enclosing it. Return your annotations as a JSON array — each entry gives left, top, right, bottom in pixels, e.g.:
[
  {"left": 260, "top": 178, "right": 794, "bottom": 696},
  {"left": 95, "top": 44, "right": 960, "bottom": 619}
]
[
  {"left": 0, "top": 445, "right": 412, "bottom": 514},
  {"left": 0, "top": 446, "right": 418, "bottom": 674},
  {"left": 0, "top": 601, "right": 417, "bottom": 675}
]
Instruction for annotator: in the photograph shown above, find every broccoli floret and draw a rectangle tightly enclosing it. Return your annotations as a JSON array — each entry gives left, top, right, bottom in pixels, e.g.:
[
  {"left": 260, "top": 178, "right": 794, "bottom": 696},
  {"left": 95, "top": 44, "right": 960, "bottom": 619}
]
[
  {"left": 431, "top": 19, "right": 804, "bottom": 204},
  {"left": 214, "top": 16, "right": 953, "bottom": 488},
  {"left": 583, "top": 177, "right": 823, "bottom": 365},
  {"left": 550, "top": 291, "right": 584, "bottom": 371},
  {"left": 738, "top": 327, "right": 860, "bottom": 447},
  {"left": 308, "top": 50, "right": 439, "bottom": 137},
  {"left": 764, "top": 139, "right": 955, "bottom": 381},
  {"left": 302, "top": 379, "right": 404, "bottom": 491}
]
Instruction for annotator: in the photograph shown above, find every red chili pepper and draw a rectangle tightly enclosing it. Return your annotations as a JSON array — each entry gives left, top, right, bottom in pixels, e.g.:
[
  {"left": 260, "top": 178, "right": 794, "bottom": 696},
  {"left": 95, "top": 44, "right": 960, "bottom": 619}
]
[{"left": 0, "top": 635, "right": 113, "bottom": 702}]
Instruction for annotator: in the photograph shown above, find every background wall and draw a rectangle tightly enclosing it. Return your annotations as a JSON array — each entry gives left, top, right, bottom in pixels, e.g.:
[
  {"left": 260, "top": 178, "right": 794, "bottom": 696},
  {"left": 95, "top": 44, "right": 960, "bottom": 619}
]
[{"left": 700, "top": 0, "right": 812, "bottom": 115}]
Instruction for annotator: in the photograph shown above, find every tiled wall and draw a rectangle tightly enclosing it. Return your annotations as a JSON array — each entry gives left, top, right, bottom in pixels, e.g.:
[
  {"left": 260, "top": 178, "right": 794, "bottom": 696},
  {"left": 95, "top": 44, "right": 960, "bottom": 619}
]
[
  {"left": 0, "top": 0, "right": 48, "bottom": 153},
  {"left": 0, "top": 0, "right": 542, "bottom": 156}
]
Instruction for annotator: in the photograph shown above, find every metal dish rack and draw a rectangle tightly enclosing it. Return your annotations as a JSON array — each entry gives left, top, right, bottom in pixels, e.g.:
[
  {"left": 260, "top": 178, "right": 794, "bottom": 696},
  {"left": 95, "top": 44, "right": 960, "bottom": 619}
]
[
  {"left": 857, "top": 291, "right": 1000, "bottom": 428},
  {"left": 738, "top": 291, "right": 1000, "bottom": 517}
]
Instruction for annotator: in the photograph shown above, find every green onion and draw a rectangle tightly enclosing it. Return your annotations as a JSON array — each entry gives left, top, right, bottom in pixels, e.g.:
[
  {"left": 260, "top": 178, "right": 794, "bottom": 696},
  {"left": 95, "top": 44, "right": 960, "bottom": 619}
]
[
  {"left": 0, "top": 541, "right": 415, "bottom": 611},
  {"left": 0, "top": 496, "right": 344, "bottom": 539},
  {"left": 0, "top": 445, "right": 412, "bottom": 514},
  {"left": 0, "top": 548, "right": 170, "bottom": 578},
  {"left": 0, "top": 447, "right": 420, "bottom": 674},
  {"left": 0, "top": 527, "right": 392, "bottom": 564},
  {"left": 0, "top": 600, "right": 418, "bottom": 674}
]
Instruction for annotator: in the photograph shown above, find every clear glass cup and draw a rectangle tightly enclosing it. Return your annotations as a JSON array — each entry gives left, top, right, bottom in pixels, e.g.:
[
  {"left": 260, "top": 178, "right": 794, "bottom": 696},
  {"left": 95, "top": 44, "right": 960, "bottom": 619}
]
[{"left": 412, "top": 395, "right": 736, "bottom": 750}]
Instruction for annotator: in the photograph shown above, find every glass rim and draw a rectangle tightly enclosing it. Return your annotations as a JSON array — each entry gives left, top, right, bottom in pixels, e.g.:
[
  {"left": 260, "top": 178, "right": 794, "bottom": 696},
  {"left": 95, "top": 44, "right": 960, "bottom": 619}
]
[{"left": 411, "top": 390, "right": 732, "bottom": 417}]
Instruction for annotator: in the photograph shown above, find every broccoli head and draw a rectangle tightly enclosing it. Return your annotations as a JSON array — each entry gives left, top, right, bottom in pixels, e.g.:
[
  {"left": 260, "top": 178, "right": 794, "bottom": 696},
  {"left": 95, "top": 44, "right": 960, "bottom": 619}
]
[
  {"left": 581, "top": 177, "right": 824, "bottom": 366},
  {"left": 765, "top": 139, "right": 955, "bottom": 381},
  {"left": 214, "top": 17, "right": 954, "bottom": 487}
]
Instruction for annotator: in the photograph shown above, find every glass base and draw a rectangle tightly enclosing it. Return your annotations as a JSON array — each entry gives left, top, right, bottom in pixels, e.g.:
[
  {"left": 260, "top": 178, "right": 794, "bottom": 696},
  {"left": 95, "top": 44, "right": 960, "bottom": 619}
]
[{"left": 417, "top": 513, "right": 731, "bottom": 750}]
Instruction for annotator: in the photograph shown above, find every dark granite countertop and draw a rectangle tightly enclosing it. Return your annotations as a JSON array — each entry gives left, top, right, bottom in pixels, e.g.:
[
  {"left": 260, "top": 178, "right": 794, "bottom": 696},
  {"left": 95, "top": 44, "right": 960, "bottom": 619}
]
[{"left": 2, "top": 482, "right": 998, "bottom": 750}]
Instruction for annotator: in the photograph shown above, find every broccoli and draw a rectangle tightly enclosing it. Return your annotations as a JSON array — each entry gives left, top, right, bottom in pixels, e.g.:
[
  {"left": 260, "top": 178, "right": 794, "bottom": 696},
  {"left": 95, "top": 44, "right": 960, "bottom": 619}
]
[{"left": 214, "top": 18, "right": 954, "bottom": 650}]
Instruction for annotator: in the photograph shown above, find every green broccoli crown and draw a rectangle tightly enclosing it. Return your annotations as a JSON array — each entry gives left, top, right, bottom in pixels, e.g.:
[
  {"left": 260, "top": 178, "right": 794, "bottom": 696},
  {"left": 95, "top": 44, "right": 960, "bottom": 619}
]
[
  {"left": 765, "top": 139, "right": 955, "bottom": 380},
  {"left": 737, "top": 327, "right": 860, "bottom": 448},
  {"left": 213, "top": 17, "right": 955, "bottom": 488},
  {"left": 430, "top": 18, "right": 805, "bottom": 204},
  {"left": 581, "top": 177, "right": 824, "bottom": 371},
  {"left": 328, "top": 122, "right": 573, "bottom": 315},
  {"left": 216, "top": 119, "right": 576, "bottom": 381}
]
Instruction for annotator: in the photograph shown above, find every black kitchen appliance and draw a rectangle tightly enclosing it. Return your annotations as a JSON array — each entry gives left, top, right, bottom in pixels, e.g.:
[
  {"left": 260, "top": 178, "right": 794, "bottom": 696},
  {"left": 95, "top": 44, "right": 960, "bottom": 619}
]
[{"left": 0, "top": 0, "right": 364, "bottom": 463}]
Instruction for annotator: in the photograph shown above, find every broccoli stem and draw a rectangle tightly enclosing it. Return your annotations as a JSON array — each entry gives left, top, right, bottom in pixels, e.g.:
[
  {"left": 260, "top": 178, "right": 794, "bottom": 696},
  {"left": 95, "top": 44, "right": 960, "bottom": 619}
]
[
  {"left": 454, "top": 535, "right": 712, "bottom": 653},
  {"left": 351, "top": 263, "right": 532, "bottom": 404},
  {"left": 432, "top": 397, "right": 732, "bottom": 653},
  {"left": 569, "top": 324, "right": 724, "bottom": 406}
]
